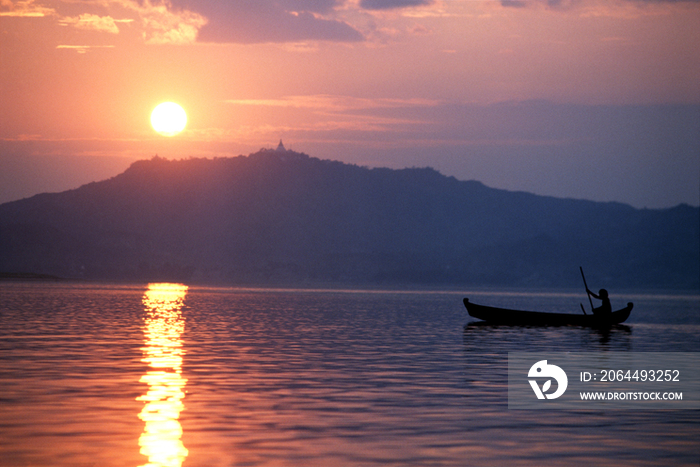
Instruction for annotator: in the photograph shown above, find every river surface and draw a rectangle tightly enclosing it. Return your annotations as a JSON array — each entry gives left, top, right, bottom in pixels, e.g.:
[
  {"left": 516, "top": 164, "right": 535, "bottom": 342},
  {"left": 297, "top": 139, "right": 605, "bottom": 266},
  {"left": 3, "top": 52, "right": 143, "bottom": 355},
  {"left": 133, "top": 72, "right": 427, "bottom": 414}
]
[{"left": 1, "top": 282, "right": 698, "bottom": 466}]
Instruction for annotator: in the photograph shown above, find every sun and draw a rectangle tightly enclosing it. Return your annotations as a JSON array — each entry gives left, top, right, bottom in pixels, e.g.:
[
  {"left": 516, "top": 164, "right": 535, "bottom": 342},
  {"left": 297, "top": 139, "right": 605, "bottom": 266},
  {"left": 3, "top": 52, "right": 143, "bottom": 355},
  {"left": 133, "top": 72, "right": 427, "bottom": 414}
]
[{"left": 151, "top": 102, "right": 187, "bottom": 137}]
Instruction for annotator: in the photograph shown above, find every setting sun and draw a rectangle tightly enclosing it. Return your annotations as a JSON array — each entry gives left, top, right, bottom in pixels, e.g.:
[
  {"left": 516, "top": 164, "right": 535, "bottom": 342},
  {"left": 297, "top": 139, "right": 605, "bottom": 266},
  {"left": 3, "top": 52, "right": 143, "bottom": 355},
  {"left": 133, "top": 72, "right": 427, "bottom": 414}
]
[{"left": 151, "top": 102, "right": 187, "bottom": 137}]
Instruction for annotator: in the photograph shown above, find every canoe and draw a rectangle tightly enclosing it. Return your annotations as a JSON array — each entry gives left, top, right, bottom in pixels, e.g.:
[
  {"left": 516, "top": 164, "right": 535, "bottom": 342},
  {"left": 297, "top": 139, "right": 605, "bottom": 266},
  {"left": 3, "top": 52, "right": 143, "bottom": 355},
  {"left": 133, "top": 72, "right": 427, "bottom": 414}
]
[{"left": 463, "top": 298, "right": 633, "bottom": 326}]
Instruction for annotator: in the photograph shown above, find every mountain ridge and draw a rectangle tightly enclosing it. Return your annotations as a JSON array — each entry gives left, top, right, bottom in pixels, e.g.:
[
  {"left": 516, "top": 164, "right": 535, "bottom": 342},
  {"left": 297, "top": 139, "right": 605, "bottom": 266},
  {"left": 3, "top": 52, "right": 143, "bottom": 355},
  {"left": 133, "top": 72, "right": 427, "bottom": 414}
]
[{"left": 1, "top": 149, "right": 697, "bottom": 289}]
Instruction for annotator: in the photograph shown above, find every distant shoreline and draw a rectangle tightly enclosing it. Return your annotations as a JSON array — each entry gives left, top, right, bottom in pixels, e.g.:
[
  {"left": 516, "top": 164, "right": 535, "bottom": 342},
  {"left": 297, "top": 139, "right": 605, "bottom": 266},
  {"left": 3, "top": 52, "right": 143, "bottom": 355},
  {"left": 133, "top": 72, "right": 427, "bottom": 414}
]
[
  {"left": 0, "top": 272, "right": 67, "bottom": 281},
  {"left": 0, "top": 273, "right": 697, "bottom": 298}
]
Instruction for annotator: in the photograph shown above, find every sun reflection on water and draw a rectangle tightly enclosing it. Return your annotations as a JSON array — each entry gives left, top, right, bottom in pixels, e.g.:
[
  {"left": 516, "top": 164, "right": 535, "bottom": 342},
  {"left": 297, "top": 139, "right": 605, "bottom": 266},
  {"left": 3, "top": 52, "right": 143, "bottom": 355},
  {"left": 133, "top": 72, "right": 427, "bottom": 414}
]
[{"left": 137, "top": 283, "right": 189, "bottom": 467}]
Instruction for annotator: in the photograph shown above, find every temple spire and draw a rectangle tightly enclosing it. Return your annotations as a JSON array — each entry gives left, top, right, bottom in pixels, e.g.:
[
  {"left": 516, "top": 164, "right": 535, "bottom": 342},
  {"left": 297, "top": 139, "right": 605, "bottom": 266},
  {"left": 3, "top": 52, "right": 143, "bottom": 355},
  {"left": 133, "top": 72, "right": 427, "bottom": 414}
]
[{"left": 276, "top": 140, "right": 286, "bottom": 152}]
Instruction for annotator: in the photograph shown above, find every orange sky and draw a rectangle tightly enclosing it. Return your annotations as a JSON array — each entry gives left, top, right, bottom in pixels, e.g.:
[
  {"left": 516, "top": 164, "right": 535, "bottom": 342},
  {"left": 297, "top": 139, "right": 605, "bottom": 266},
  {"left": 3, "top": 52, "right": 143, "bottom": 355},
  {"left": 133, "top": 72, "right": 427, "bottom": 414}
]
[{"left": 1, "top": 0, "right": 699, "bottom": 208}]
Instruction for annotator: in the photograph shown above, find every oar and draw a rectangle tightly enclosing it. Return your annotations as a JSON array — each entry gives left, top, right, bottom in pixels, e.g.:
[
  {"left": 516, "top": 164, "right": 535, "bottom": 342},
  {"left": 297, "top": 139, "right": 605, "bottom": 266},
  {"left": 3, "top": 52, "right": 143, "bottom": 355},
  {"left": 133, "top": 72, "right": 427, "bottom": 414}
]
[{"left": 580, "top": 266, "right": 594, "bottom": 314}]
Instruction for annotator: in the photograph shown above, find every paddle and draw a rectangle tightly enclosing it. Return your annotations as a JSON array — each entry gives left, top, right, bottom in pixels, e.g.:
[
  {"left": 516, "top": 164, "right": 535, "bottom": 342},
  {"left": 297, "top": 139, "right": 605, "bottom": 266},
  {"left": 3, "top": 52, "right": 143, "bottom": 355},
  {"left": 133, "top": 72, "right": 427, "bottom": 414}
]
[{"left": 580, "top": 266, "right": 593, "bottom": 314}]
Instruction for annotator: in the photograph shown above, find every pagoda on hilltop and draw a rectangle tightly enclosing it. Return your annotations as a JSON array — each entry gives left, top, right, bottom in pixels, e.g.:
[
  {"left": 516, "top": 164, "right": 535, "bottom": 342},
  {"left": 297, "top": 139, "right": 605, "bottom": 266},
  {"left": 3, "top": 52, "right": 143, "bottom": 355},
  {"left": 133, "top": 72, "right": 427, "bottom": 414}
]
[{"left": 257, "top": 139, "right": 308, "bottom": 161}]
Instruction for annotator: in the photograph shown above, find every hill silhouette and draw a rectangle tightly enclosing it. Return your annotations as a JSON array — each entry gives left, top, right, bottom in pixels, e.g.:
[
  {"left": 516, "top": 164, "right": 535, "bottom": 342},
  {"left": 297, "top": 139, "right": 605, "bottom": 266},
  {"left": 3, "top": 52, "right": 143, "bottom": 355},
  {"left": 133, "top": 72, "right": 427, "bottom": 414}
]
[{"left": 1, "top": 148, "right": 697, "bottom": 288}]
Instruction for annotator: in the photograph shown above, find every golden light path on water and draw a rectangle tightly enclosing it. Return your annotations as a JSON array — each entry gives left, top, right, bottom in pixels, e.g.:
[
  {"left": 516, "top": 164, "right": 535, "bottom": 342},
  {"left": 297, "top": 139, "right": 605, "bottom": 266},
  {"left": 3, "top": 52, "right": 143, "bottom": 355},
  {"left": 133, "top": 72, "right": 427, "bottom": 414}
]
[{"left": 137, "top": 283, "right": 189, "bottom": 467}]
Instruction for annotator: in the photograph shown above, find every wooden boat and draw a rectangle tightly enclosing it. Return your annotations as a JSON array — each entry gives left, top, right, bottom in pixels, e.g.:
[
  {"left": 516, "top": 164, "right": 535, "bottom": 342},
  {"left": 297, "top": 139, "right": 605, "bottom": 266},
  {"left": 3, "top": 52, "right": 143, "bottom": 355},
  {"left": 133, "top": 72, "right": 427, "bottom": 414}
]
[{"left": 463, "top": 298, "right": 633, "bottom": 326}]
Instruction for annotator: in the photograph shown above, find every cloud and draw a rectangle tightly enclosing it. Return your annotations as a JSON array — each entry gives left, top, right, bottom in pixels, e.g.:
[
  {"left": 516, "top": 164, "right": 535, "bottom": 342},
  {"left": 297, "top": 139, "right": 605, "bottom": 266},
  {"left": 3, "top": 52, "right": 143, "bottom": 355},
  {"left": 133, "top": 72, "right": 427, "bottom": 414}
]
[
  {"left": 499, "top": 0, "right": 584, "bottom": 8},
  {"left": 0, "top": 0, "right": 54, "bottom": 17},
  {"left": 141, "top": 10, "right": 206, "bottom": 45},
  {"left": 58, "top": 13, "right": 121, "bottom": 34},
  {"left": 171, "top": 1, "right": 362, "bottom": 43},
  {"left": 0, "top": 0, "right": 377, "bottom": 45},
  {"left": 219, "top": 95, "right": 442, "bottom": 145},
  {"left": 279, "top": 0, "right": 344, "bottom": 14},
  {"left": 359, "top": 0, "right": 434, "bottom": 10},
  {"left": 56, "top": 44, "right": 116, "bottom": 53},
  {"left": 112, "top": 0, "right": 206, "bottom": 45},
  {"left": 497, "top": 0, "right": 700, "bottom": 20},
  {"left": 500, "top": 0, "right": 528, "bottom": 7},
  {"left": 501, "top": 0, "right": 700, "bottom": 9},
  {"left": 225, "top": 95, "right": 441, "bottom": 112},
  {"left": 2, "top": 1, "right": 207, "bottom": 45}
]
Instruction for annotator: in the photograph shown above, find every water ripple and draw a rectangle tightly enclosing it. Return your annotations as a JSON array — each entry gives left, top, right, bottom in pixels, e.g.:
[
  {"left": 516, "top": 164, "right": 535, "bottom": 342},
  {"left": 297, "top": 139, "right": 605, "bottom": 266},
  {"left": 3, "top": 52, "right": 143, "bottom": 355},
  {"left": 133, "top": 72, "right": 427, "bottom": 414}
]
[{"left": 0, "top": 283, "right": 698, "bottom": 466}]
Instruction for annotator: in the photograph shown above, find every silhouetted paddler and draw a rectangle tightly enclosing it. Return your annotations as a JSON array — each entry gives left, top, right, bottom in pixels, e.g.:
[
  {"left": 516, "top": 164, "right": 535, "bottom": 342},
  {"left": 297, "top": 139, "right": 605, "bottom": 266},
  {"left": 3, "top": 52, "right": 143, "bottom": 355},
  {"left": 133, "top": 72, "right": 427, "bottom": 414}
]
[{"left": 587, "top": 288, "right": 612, "bottom": 316}]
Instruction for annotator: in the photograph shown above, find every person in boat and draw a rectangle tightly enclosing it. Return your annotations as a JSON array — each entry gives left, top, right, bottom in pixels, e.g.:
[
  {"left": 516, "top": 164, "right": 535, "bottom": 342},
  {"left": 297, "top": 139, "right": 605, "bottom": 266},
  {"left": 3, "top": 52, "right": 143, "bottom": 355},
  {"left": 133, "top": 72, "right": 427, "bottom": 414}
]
[{"left": 587, "top": 288, "right": 612, "bottom": 316}]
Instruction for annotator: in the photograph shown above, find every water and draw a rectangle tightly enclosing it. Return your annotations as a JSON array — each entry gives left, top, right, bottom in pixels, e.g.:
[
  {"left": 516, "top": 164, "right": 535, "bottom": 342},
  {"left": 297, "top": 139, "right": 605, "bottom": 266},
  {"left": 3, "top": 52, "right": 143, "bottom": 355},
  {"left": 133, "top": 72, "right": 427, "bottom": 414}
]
[{"left": 0, "top": 282, "right": 698, "bottom": 467}]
